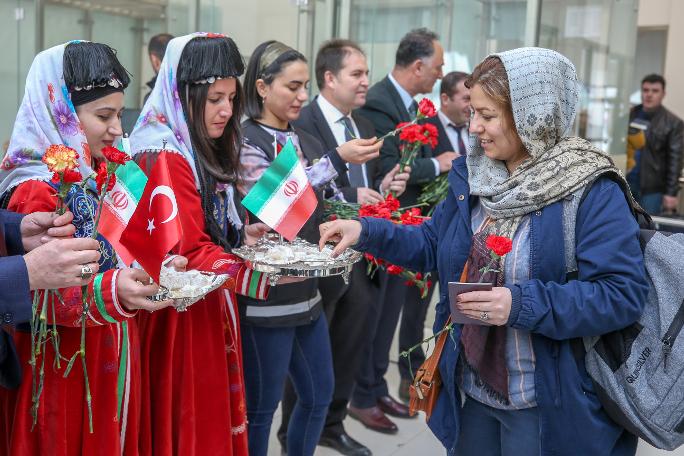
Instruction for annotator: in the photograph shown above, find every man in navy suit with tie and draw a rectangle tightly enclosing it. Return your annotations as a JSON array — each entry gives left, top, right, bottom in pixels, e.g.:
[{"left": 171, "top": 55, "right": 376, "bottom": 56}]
[
  {"left": 0, "top": 210, "right": 101, "bottom": 388},
  {"left": 278, "top": 39, "right": 409, "bottom": 455}
]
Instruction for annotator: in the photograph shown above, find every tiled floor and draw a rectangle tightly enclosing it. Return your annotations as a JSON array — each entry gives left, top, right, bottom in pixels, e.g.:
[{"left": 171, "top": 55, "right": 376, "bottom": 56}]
[
  {"left": 267, "top": 359, "right": 443, "bottom": 456},
  {"left": 267, "top": 359, "right": 682, "bottom": 456},
  {"left": 266, "top": 286, "right": 683, "bottom": 456}
]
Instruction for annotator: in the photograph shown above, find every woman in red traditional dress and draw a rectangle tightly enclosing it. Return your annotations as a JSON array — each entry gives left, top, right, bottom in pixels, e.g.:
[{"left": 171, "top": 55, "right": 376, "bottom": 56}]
[
  {"left": 0, "top": 42, "right": 175, "bottom": 455},
  {"left": 129, "top": 33, "right": 285, "bottom": 455}
]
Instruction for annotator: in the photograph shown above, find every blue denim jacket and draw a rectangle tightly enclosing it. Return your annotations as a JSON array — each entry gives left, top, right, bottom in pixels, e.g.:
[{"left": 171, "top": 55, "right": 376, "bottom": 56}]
[{"left": 355, "top": 157, "right": 649, "bottom": 455}]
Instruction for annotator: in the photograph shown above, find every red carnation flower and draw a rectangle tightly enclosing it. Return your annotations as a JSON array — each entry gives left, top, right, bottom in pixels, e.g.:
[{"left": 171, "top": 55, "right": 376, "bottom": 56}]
[
  {"left": 101, "top": 146, "right": 130, "bottom": 165},
  {"left": 399, "top": 124, "right": 424, "bottom": 144},
  {"left": 486, "top": 235, "right": 513, "bottom": 257},
  {"left": 421, "top": 123, "right": 439, "bottom": 149},
  {"left": 400, "top": 208, "right": 424, "bottom": 226},
  {"left": 387, "top": 264, "right": 404, "bottom": 275},
  {"left": 383, "top": 194, "right": 400, "bottom": 212},
  {"left": 417, "top": 98, "right": 437, "bottom": 118},
  {"left": 62, "top": 169, "right": 83, "bottom": 184},
  {"left": 96, "top": 162, "right": 116, "bottom": 193}
]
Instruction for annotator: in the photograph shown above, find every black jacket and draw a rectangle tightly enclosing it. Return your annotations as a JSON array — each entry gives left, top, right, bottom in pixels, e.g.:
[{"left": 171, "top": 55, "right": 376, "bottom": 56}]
[
  {"left": 293, "top": 96, "right": 380, "bottom": 202},
  {"left": 356, "top": 76, "right": 438, "bottom": 205},
  {"left": 631, "top": 104, "right": 684, "bottom": 196}
]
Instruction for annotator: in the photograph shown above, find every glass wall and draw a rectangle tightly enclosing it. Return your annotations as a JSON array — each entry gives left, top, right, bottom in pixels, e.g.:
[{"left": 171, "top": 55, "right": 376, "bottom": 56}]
[
  {"left": 0, "top": 0, "right": 639, "bottom": 163},
  {"left": 313, "top": 0, "right": 639, "bottom": 161},
  {"left": 1, "top": 0, "right": 36, "bottom": 150},
  {"left": 537, "top": 0, "right": 639, "bottom": 159},
  {"left": 0, "top": 0, "right": 304, "bottom": 146}
]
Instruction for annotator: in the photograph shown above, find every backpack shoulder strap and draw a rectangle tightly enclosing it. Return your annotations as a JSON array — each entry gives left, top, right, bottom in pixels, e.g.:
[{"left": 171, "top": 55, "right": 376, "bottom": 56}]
[
  {"left": 566, "top": 171, "right": 654, "bottom": 279},
  {"left": 578, "top": 171, "right": 653, "bottom": 229}
]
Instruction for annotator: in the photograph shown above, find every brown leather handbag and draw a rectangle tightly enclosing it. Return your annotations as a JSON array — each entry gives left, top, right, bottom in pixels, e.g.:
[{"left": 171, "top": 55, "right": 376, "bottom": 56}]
[
  {"left": 408, "top": 316, "right": 451, "bottom": 420},
  {"left": 408, "top": 267, "right": 467, "bottom": 420}
]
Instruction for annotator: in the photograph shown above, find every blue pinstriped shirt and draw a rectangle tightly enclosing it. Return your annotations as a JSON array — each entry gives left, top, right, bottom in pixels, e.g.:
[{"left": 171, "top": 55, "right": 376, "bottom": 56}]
[{"left": 457, "top": 201, "right": 538, "bottom": 410}]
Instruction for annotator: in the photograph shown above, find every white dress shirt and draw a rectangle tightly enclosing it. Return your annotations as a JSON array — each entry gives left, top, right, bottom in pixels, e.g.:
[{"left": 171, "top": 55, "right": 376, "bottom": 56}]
[{"left": 316, "top": 94, "right": 369, "bottom": 188}]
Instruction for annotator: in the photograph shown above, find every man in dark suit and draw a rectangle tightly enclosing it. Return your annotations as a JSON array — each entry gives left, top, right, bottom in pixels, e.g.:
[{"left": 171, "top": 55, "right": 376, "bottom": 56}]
[
  {"left": 396, "top": 71, "right": 471, "bottom": 400},
  {"left": 278, "top": 39, "right": 409, "bottom": 456},
  {"left": 358, "top": 28, "right": 456, "bottom": 207},
  {"left": 424, "top": 71, "right": 471, "bottom": 158},
  {"left": 344, "top": 28, "right": 452, "bottom": 436},
  {"left": 0, "top": 210, "right": 102, "bottom": 388}
]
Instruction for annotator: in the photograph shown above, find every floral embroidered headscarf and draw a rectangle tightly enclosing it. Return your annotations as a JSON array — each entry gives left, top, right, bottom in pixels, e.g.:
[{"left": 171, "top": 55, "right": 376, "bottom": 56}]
[
  {"left": 0, "top": 42, "right": 96, "bottom": 195},
  {"left": 130, "top": 33, "right": 203, "bottom": 188}
]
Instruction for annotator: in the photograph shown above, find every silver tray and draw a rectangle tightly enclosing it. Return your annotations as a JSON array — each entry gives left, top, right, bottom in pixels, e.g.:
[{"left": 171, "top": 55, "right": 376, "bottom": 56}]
[
  {"left": 231, "top": 234, "right": 362, "bottom": 286},
  {"left": 150, "top": 269, "right": 230, "bottom": 312}
]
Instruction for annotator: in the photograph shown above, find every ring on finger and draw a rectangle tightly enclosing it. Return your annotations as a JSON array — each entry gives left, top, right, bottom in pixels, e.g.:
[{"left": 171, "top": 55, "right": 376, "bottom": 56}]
[
  {"left": 480, "top": 311, "right": 490, "bottom": 321},
  {"left": 80, "top": 264, "right": 94, "bottom": 281}
]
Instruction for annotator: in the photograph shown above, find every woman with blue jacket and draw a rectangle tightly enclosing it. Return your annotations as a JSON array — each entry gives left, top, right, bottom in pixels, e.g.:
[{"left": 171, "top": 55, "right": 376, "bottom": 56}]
[{"left": 319, "top": 48, "right": 649, "bottom": 455}]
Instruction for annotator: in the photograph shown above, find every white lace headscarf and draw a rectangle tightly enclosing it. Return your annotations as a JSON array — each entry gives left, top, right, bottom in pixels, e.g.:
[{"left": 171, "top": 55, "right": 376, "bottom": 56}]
[{"left": 465, "top": 47, "right": 620, "bottom": 236}]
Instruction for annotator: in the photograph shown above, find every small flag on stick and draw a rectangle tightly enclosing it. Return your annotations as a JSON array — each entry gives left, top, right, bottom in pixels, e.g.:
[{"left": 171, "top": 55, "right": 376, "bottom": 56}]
[{"left": 242, "top": 139, "right": 317, "bottom": 241}]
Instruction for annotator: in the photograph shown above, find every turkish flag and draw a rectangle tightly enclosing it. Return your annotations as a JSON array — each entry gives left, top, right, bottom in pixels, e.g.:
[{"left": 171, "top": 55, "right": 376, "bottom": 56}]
[{"left": 120, "top": 153, "right": 182, "bottom": 282}]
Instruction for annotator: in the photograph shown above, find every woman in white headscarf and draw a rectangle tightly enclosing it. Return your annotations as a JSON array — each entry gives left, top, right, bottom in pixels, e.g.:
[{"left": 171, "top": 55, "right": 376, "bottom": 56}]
[
  {"left": 0, "top": 41, "right": 174, "bottom": 455},
  {"left": 319, "top": 48, "right": 649, "bottom": 455}
]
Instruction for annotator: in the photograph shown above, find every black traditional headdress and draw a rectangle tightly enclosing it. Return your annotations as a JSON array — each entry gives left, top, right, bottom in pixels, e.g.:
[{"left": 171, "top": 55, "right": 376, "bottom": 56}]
[
  {"left": 63, "top": 41, "right": 131, "bottom": 106},
  {"left": 177, "top": 36, "right": 245, "bottom": 86}
]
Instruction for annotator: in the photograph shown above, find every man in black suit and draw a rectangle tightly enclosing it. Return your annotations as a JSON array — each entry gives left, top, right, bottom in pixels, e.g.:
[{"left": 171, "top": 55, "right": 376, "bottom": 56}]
[
  {"left": 424, "top": 71, "right": 471, "bottom": 158},
  {"left": 345, "top": 28, "right": 453, "bottom": 436},
  {"left": 358, "top": 28, "right": 456, "bottom": 207},
  {"left": 278, "top": 39, "right": 409, "bottom": 456},
  {"left": 396, "top": 71, "right": 471, "bottom": 400}
]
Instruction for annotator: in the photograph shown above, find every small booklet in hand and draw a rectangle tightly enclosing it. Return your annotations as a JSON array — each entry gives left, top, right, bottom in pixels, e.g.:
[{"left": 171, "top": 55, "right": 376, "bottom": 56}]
[{"left": 448, "top": 282, "right": 493, "bottom": 325}]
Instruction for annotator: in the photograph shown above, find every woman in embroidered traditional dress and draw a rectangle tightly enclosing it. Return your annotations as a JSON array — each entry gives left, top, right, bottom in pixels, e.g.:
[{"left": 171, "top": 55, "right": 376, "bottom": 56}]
[
  {"left": 0, "top": 42, "right": 175, "bottom": 455},
  {"left": 129, "top": 33, "right": 286, "bottom": 455}
]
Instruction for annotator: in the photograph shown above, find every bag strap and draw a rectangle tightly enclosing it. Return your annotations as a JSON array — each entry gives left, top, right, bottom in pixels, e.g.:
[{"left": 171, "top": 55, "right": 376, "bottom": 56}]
[
  {"left": 566, "top": 171, "right": 654, "bottom": 279},
  {"left": 578, "top": 171, "right": 653, "bottom": 229},
  {"left": 416, "top": 265, "right": 469, "bottom": 383},
  {"left": 417, "top": 315, "right": 451, "bottom": 383}
]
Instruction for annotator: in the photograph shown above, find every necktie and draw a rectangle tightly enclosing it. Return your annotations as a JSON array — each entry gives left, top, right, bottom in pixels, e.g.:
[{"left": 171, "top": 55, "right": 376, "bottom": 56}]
[
  {"left": 409, "top": 100, "right": 418, "bottom": 118},
  {"left": 339, "top": 116, "right": 365, "bottom": 188},
  {"left": 450, "top": 124, "right": 467, "bottom": 156}
]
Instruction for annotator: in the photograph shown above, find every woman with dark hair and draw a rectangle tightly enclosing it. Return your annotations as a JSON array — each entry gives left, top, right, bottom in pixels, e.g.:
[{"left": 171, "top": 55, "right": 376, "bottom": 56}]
[
  {"left": 0, "top": 41, "right": 175, "bottom": 455},
  {"left": 238, "top": 40, "right": 382, "bottom": 456},
  {"left": 129, "top": 33, "right": 286, "bottom": 455},
  {"left": 320, "top": 48, "right": 649, "bottom": 455}
]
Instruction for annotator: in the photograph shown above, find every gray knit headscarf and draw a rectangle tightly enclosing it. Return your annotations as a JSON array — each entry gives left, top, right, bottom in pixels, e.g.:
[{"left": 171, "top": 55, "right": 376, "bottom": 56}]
[{"left": 466, "top": 47, "right": 622, "bottom": 238}]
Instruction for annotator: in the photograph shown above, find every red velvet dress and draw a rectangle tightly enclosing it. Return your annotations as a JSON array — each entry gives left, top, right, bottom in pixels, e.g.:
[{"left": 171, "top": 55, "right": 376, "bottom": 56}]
[
  {"left": 135, "top": 152, "right": 268, "bottom": 455},
  {"left": 0, "top": 181, "right": 141, "bottom": 456}
]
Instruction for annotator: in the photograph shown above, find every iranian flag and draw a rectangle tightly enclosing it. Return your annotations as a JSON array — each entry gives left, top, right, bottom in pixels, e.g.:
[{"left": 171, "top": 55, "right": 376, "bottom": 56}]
[
  {"left": 242, "top": 139, "right": 317, "bottom": 241},
  {"left": 99, "top": 160, "right": 148, "bottom": 266}
]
